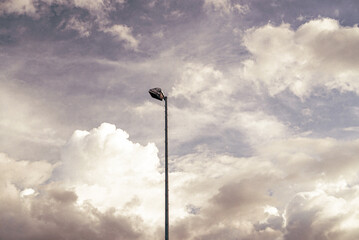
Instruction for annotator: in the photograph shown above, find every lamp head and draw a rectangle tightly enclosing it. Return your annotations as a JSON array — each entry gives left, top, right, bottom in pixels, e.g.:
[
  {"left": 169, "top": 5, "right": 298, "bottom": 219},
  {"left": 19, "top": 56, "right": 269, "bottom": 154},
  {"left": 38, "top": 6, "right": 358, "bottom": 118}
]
[{"left": 149, "top": 88, "right": 165, "bottom": 101}]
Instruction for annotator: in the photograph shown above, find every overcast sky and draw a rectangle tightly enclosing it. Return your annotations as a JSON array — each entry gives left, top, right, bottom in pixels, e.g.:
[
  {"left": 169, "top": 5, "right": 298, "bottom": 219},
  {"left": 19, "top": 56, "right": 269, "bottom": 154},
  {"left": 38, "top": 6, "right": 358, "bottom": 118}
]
[{"left": 1, "top": 0, "right": 359, "bottom": 239}]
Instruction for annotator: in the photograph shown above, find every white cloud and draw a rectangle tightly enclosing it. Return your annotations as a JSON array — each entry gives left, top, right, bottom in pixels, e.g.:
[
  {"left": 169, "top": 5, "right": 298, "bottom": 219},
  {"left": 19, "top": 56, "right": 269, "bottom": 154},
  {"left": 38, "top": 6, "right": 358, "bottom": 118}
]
[
  {"left": 171, "top": 63, "right": 231, "bottom": 108},
  {"left": 1, "top": 123, "right": 359, "bottom": 239},
  {"left": 153, "top": 30, "right": 164, "bottom": 38},
  {"left": 57, "top": 123, "right": 277, "bottom": 233},
  {"left": 0, "top": 0, "right": 37, "bottom": 16},
  {"left": 0, "top": 125, "right": 156, "bottom": 239},
  {"left": 20, "top": 188, "right": 36, "bottom": 197},
  {"left": 169, "top": 136, "right": 359, "bottom": 239},
  {"left": 64, "top": 17, "right": 92, "bottom": 37},
  {"left": 242, "top": 18, "right": 359, "bottom": 99},
  {"left": 170, "top": 62, "right": 289, "bottom": 146},
  {"left": 58, "top": 123, "right": 164, "bottom": 224},
  {"left": 103, "top": 24, "right": 139, "bottom": 50},
  {"left": 233, "top": 3, "right": 249, "bottom": 14},
  {"left": 72, "top": 0, "right": 105, "bottom": 12},
  {"left": 168, "top": 10, "right": 184, "bottom": 19},
  {"left": 203, "top": 0, "right": 232, "bottom": 14},
  {"left": 227, "top": 111, "right": 289, "bottom": 145},
  {"left": 204, "top": 0, "right": 249, "bottom": 14},
  {"left": 0, "top": 153, "right": 55, "bottom": 189},
  {"left": 0, "top": 82, "right": 65, "bottom": 158},
  {"left": 264, "top": 205, "right": 280, "bottom": 216},
  {"left": 0, "top": 0, "right": 131, "bottom": 44}
]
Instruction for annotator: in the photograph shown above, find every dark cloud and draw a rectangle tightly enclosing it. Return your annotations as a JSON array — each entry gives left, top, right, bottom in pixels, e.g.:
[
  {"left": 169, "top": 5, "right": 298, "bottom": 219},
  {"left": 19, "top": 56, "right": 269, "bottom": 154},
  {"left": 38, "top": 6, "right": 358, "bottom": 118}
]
[
  {"left": 48, "top": 188, "right": 78, "bottom": 203},
  {"left": 0, "top": 196, "right": 146, "bottom": 240},
  {"left": 210, "top": 177, "right": 274, "bottom": 216}
]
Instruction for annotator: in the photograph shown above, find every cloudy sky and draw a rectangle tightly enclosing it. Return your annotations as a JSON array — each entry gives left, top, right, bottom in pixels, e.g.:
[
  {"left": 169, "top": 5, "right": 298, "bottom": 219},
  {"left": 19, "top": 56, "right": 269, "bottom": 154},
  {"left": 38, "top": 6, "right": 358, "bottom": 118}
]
[{"left": 1, "top": 0, "right": 359, "bottom": 239}]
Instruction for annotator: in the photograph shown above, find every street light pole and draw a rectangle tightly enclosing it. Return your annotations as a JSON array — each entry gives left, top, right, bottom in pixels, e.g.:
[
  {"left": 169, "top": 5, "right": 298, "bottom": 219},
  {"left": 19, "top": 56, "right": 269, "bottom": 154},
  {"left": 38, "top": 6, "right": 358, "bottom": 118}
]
[
  {"left": 148, "top": 88, "right": 169, "bottom": 240},
  {"left": 164, "top": 96, "right": 169, "bottom": 240}
]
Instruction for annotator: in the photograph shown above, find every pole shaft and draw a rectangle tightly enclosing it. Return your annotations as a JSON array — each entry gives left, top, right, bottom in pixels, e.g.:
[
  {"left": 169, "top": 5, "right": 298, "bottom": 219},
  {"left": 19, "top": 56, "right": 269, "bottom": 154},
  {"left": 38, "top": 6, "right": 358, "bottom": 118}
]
[{"left": 165, "top": 96, "right": 169, "bottom": 240}]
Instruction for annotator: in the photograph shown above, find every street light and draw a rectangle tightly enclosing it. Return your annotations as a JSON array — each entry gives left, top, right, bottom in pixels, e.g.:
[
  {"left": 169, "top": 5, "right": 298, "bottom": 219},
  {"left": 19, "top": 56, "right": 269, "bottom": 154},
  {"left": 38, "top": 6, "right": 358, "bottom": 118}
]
[{"left": 149, "top": 87, "right": 169, "bottom": 240}]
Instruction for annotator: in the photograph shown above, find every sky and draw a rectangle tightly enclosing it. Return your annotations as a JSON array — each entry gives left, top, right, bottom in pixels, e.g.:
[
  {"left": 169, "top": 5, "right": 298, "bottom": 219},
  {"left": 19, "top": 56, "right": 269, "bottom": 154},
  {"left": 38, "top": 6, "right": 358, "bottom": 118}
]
[{"left": 1, "top": 0, "right": 359, "bottom": 239}]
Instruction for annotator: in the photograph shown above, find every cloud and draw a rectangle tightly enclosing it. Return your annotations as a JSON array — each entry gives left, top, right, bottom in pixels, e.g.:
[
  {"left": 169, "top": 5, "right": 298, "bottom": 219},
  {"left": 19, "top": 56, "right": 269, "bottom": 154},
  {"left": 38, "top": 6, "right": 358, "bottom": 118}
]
[
  {"left": 0, "top": 81, "right": 66, "bottom": 161},
  {"left": 162, "top": 148, "right": 283, "bottom": 239},
  {"left": 258, "top": 137, "right": 359, "bottom": 183},
  {"left": 166, "top": 136, "right": 359, "bottom": 239},
  {"left": 58, "top": 123, "right": 163, "bottom": 224},
  {"left": 0, "top": 153, "right": 55, "bottom": 189},
  {"left": 171, "top": 63, "right": 231, "bottom": 108},
  {"left": 284, "top": 189, "right": 359, "bottom": 240},
  {"left": 233, "top": 3, "right": 249, "bottom": 14},
  {"left": 203, "top": 0, "right": 249, "bottom": 15},
  {"left": 1, "top": 123, "right": 359, "bottom": 239},
  {"left": 2, "top": 1, "right": 359, "bottom": 239},
  {"left": 259, "top": 137, "right": 359, "bottom": 240},
  {"left": 0, "top": 0, "right": 125, "bottom": 17},
  {"left": 0, "top": 0, "right": 37, "bottom": 16},
  {"left": 242, "top": 18, "right": 359, "bottom": 99},
  {"left": 0, "top": 0, "right": 136, "bottom": 48},
  {"left": 204, "top": 0, "right": 232, "bottom": 13},
  {"left": 169, "top": 62, "right": 289, "bottom": 147},
  {"left": 71, "top": 0, "right": 107, "bottom": 13},
  {"left": 0, "top": 187, "right": 146, "bottom": 240},
  {"left": 103, "top": 24, "right": 139, "bottom": 50},
  {"left": 227, "top": 110, "right": 289, "bottom": 145},
  {"left": 0, "top": 124, "right": 155, "bottom": 240},
  {"left": 62, "top": 17, "right": 92, "bottom": 37}
]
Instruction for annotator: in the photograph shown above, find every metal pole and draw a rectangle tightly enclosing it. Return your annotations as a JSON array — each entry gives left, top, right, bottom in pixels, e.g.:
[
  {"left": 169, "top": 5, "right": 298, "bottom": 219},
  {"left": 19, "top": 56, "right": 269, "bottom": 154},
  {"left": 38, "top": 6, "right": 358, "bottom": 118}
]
[{"left": 164, "top": 96, "right": 169, "bottom": 240}]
